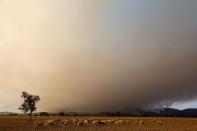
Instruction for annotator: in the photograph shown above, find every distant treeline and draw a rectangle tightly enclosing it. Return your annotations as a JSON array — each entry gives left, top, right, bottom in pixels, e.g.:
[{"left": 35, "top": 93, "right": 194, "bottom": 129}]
[
  {"left": 3, "top": 113, "right": 197, "bottom": 117},
  {"left": 2, "top": 108, "right": 197, "bottom": 117}
]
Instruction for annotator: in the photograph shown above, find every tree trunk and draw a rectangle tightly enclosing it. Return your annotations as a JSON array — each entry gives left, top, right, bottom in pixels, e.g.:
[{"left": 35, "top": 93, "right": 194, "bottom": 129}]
[{"left": 29, "top": 112, "right": 32, "bottom": 122}]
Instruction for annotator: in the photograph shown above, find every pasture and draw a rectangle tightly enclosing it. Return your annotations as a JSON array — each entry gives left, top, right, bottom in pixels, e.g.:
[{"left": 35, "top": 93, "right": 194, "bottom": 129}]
[{"left": 0, "top": 116, "right": 197, "bottom": 131}]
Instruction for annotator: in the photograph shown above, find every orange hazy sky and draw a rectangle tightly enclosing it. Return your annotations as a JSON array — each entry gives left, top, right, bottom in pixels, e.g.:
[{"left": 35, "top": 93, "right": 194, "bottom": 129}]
[{"left": 0, "top": 0, "right": 197, "bottom": 112}]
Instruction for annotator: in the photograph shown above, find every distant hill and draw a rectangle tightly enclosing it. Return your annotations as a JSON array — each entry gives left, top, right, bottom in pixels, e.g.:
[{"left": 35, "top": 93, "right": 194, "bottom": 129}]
[{"left": 142, "top": 108, "right": 197, "bottom": 117}]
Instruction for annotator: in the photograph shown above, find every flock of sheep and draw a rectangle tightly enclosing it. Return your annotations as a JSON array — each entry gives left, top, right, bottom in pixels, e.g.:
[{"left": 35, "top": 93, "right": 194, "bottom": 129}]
[{"left": 34, "top": 118, "right": 163, "bottom": 128}]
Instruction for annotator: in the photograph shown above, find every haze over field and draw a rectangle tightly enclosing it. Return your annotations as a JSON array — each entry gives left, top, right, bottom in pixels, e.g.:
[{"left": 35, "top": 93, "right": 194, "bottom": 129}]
[{"left": 0, "top": 0, "right": 197, "bottom": 112}]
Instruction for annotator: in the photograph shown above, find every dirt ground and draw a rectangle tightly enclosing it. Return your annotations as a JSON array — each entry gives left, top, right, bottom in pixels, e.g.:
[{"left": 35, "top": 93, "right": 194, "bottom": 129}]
[{"left": 0, "top": 116, "right": 197, "bottom": 131}]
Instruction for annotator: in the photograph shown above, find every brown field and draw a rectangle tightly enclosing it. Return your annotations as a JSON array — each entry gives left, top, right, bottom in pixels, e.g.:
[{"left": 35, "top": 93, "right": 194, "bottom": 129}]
[{"left": 0, "top": 116, "right": 197, "bottom": 131}]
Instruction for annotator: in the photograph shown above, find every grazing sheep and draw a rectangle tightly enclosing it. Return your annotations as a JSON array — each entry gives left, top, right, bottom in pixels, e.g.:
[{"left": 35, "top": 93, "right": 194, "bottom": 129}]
[
  {"left": 132, "top": 120, "right": 144, "bottom": 126},
  {"left": 115, "top": 120, "right": 124, "bottom": 126},
  {"left": 84, "top": 120, "right": 89, "bottom": 126},
  {"left": 139, "top": 120, "right": 144, "bottom": 126},
  {"left": 106, "top": 119, "right": 114, "bottom": 122},
  {"left": 106, "top": 119, "right": 115, "bottom": 125},
  {"left": 43, "top": 122, "right": 50, "bottom": 127},
  {"left": 101, "top": 120, "right": 106, "bottom": 122},
  {"left": 40, "top": 119, "right": 62, "bottom": 127},
  {"left": 48, "top": 119, "right": 61, "bottom": 126},
  {"left": 45, "top": 120, "right": 57, "bottom": 126},
  {"left": 149, "top": 119, "right": 156, "bottom": 123},
  {"left": 92, "top": 120, "right": 99, "bottom": 125},
  {"left": 132, "top": 120, "right": 138, "bottom": 125},
  {"left": 41, "top": 121, "right": 49, "bottom": 127},
  {"left": 72, "top": 119, "right": 78, "bottom": 125},
  {"left": 98, "top": 120, "right": 106, "bottom": 126},
  {"left": 61, "top": 120, "right": 70, "bottom": 126},
  {"left": 77, "top": 120, "right": 85, "bottom": 126},
  {"left": 34, "top": 120, "right": 44, "bottom": 128},
  {"left": 124, "top": 120, "right": 130, "bottom": 125},
  {"left": 156, "top": 120, "right": 163, "bottom": 125}
]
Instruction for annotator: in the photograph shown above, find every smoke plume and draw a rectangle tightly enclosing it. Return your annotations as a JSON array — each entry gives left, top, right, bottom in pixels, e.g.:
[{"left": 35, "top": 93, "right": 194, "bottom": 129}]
[{"left": 0, "top": 0, "right": 197, "bottom": 112}]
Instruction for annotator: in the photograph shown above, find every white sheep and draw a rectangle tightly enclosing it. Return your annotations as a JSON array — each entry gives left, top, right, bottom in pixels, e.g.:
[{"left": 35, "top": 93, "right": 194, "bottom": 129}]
[
  {"left": 124, "top": 120, "right": 130, "bottom": 125},
  {"left": 139, "top": 120, "right": 144, "bottom": 126},
  {"left": 77, "top": 120, "right": 85, "bottom": 126},
  {"left": 156, "top": 120, "right": 163, "bottom": 125},
  {"left": 43, "top": 119, "right": 60, "bottom": 126},
  {"left": 98, "top": 120, "right": 106, "bottom": 126},
  {"left": 40, "top": 119, "right": 62, "bottom": 127},
  {"left": 61, "top": 120, "right": 70, "bottom": 126},
  {"left": 149, "top": 119, "right": 156, "bottom": 123},
  {"left": 132, "top": 120, "right": 138, "bottom": 125},
  {"left": 46, "top": 120, "right": 57, "bottom": 125},
  {"left": 92, "top": 120, "right": 99, "bottom": 125},
  {"left": 72, "top": 119, "right": 78, "bottom": 125},
  {"left": 106, "top": 119, "right": 114, "bottom": 122},
  {"left": 34, "top": 120, "right": 44, "bottom": 128},
  {"left": 115, "top": 120, "right": 124, "bottom": 126},
  {"left": 106, "top": 119, "right": 115, "bottom": 125},
  {"left": 84, "top": 120, "right": 89, "bottom": 126}
]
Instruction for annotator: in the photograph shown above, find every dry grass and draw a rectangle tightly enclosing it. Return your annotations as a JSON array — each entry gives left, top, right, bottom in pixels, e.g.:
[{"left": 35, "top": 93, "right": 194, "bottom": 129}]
[{"left": 0, "top": 116, "right": 197, "bottom": 131}]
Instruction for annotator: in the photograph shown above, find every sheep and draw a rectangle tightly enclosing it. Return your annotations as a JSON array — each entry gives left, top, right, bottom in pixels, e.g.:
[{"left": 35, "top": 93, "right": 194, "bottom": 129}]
[
  {"left": 106, "top": 119, "right": 115, "bottom": 125},
  {"left": 101, "top": 120, "right": 106, "bottom": 123},
  {"left": 77, "top": 120, "right": 85, "bottom": 126},
  {"left": 45, "top": 120, "right": 57, "bottom": 126},
  {"left": 45, "top": 119, "right": 61, "bottom": 126},
  {"left": 61, "top": 120, "right": 70, "bottom": 127},
  {"left": 139, "top": 120, "right": 144, "bottom": 126},
  {"left": 84, "top": 120, "right": 89, "bottom": 126},
  {"left": 98, "top": 120, "right": 106, "bottom": 126},
  {"left": 115, "top": 120, "right": 124, "bottom": 126},
  {"left": 124, "top": 120, "right": 130, "bottom": 125},
  {"left": 41, "top": 121, "right": 49, "bottom": 127},
  {"left": 38, "top": 119, "right": 62, "bottom": 127},
  {"left": 35, "top": 119, "right": 70, "bottom": 128},
  {"left": 34, "top": 120, "right": 44, "bottom": 128},
  {"left": 115, "top": 120, "right": 130, "bottom": 126},
  {"left": 72, "top": 119, "right": 78, "bottom": 125},
  {"left": 132, "top": 120, "right": 138, "bottom": 125},
  {"left": 46, "top": 119, "right": 63, "bottom": 126},
  {"left": 149, "top": 119, "right": 156, "bottom": 123},
  {"left": 156, "top": 120, "right": 163, "bottom": 125},
  {"left": 106, "top": 119, "right": 114, "bottom": 122},
  {"left": 43, "top": 122, "right": 50, "bottom": 127},
  {"left": 132, "top": 120, "right": 144, "bottom": 126},
  {"left": 34, "top": 120, "right": 39, "bottom": 127},
  {"left": 92, "top": 120, "right": 99, "bottom": 125}
]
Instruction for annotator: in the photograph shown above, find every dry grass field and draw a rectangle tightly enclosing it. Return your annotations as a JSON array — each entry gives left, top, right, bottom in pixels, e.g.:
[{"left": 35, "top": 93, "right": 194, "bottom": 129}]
[{"left": 0, "top": 116, "right": 197, "bottom": 131}]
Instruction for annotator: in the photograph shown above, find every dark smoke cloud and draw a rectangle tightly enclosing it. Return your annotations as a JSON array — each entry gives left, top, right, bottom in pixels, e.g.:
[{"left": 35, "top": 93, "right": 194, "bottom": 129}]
[{"left": 0, "top": 0, "right": 197, "bottom": 112}]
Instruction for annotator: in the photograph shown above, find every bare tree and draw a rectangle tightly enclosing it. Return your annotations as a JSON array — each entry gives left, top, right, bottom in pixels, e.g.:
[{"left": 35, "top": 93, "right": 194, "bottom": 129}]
[{"left": 19, "top": 91, "right": 40, "bottom": 121}]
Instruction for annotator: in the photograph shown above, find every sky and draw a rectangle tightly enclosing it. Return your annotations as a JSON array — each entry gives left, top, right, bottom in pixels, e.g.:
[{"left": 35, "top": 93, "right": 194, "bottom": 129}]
[{"left": 0, "top": 0, "right": 197, "bottom": 112}]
